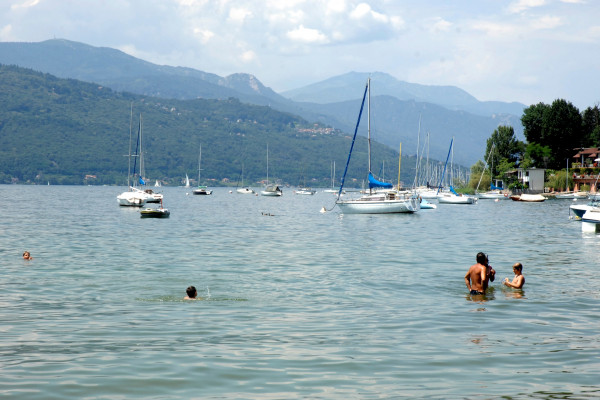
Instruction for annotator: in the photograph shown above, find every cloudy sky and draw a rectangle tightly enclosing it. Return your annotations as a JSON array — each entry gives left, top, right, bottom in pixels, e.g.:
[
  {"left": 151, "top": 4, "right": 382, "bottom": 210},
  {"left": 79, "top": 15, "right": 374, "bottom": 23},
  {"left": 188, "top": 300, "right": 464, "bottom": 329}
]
[{"left": 1, "top": 0, "right": 598, "bottom": 109}]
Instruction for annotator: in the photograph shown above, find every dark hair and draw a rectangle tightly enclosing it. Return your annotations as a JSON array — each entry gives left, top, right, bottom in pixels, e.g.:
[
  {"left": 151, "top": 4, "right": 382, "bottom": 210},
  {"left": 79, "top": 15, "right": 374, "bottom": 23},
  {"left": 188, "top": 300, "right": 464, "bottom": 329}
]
[
  {"left": 186, "top": 286, "right": 197, "bottom": 298},
  {"left": 476, "top": 252, "right": 488, "bottom": 265}
]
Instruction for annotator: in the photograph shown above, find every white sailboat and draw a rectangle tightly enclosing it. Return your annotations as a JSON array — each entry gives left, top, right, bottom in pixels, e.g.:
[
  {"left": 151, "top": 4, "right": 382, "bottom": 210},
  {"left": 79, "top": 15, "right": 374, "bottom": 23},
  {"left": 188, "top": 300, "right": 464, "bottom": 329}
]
[
  {"left": 475, "top": 143, "right": 509, "bottom": 200},
  {"left": 261, "top": 143, "right": 283, "bottom": 196},
  {"left": 335, "top": 78, "right": 420, "bottom": 214},
  {"left": 237, "top": 162, "right": 255, "bottom": 194},
  {"left": 184, "top": 174, "right": 190, "bottom": 188},
  {"left": 117, "top": 111, "right": 153, "bottom": 207},
  {"left": 323, "top": 160, "right": 338, "bottom": 193},
  {"left": 193, "top": 144, "right": 213, "bottom": 195},
  {"left": 436, "top": 138, "right": 477, "bottom": 205}
]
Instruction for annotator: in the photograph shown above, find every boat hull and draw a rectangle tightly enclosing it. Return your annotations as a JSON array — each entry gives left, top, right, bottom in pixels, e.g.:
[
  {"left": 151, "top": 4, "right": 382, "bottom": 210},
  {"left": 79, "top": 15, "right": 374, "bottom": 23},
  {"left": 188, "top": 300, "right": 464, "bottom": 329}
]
[
  {"left": 117, "top": 191, "right": 148, "bottom": 207},
  {"left": 438, "top": 194, "right": 476, "bottom": 204},
  {"left": 477, "top": 191, "right": 509, "bottom": 200},
  {"left": 510, "top": 194, "right": 546, "bottom": 202},
  {"left": 236, "top": 188, "right": 255, "bottom": 194},
  {"left": 193, "top": 190, "right": 213, "bottom": 195},
  {"left": 337, "top": 194, "right": 420, "bottom": 214}
]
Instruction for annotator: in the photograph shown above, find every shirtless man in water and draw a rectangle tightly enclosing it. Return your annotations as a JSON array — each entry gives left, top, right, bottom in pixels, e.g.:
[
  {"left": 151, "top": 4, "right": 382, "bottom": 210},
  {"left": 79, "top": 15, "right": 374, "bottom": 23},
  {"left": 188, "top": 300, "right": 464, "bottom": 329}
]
[{"left": 465, "top": 252, "right": 496, "bottom": 295}]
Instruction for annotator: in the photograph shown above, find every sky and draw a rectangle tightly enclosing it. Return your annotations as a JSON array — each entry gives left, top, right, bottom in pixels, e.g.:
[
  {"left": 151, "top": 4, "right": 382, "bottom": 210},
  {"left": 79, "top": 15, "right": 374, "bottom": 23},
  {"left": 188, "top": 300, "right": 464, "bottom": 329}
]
[{"left": 1, "top": 0, "right": 598, "bottom": 110}]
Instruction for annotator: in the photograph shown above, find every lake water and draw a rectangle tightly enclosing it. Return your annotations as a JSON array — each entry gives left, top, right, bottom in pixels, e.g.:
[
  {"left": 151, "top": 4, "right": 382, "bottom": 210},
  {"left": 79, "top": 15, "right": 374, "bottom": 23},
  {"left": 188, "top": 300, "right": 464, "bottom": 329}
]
[{"left": 1, "top": 185, "right": 599, "bottom": 399}]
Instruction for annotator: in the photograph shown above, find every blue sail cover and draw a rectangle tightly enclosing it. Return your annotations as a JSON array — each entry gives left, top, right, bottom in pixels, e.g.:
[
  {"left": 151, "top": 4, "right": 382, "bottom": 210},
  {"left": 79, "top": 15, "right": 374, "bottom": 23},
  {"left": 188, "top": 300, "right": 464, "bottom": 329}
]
[
  {"left": 368, "top": 172, "right": 393, "bottom": 189},
  {"left": 449, "top": 185, "right": 459, "bottom": 195},
  {"left": 491, "top": 183, "right": 503, "bottom": 190}
]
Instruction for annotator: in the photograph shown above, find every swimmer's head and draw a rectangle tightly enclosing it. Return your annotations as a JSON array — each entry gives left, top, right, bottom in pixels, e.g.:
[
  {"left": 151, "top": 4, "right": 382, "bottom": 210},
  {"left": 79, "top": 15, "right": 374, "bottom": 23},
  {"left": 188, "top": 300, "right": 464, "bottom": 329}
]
[
  {"left": 186, "top": 286, "right": 197, "bottom": 298},
  {"left": 22, "top": 251, "right": 31, "bottom": 260},
  {"left": 476, "top": 252, "right": 488, "bottom": 265},
  {"left": 512, "top": 263, "right": 523, "bottom": 272}
]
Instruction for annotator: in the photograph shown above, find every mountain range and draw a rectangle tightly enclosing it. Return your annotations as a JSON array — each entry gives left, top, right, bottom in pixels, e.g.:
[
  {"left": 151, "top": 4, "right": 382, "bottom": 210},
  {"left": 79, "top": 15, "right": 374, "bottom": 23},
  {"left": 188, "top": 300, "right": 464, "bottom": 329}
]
[{"left": 0, "top": 39, "right": 527, "bottom": 166}]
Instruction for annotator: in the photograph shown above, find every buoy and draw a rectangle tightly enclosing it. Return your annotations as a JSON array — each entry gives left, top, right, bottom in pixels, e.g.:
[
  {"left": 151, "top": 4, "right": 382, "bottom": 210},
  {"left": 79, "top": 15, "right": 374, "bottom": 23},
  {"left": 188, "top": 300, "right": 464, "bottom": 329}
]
[
  {"left": 494, "top": 198, "right": 499, "bottom": 202},
  {"left": 320, "top": 207, "right": 327, "bottom": 213}
]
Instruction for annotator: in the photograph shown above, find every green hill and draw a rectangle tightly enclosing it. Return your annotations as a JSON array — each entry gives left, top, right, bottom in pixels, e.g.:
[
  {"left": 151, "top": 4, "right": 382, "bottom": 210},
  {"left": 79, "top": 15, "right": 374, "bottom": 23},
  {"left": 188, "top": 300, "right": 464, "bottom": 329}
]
[{"left": 0, "top": 64, "right": 421, "bottom": 187}]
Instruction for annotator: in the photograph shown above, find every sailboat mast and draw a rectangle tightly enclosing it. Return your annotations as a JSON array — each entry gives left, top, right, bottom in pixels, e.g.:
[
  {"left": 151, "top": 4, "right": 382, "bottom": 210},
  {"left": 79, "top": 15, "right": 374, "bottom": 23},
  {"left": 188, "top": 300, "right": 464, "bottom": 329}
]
[
  {"left": 367, "top": 78, "right": 372, "bottom": 175},
  {"left": 397, "top": 143, "right": 402, "bottom": 189},
  {"left": 197, "top": 144, "right": 202, "bottom": 185},
  {"left": 266, "top": 143, "right": 269, "bottom": 185},
  {"left": 127, "top": 103, "right": 133, "bottom": 188}
]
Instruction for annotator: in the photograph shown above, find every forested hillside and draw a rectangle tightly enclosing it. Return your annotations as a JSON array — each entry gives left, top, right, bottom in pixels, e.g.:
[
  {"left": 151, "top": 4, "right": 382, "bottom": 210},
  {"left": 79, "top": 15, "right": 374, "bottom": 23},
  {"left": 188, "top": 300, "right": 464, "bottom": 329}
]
[{"left": 0, "top": 65, "right": 421, "bottom": 186}]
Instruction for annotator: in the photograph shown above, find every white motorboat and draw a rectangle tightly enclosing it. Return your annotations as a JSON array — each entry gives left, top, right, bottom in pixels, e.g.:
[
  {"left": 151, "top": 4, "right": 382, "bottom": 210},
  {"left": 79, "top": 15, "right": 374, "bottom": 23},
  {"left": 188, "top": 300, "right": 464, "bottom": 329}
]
[
  {"left": 570, "top": 200, "right": 599, "bottom": 219},
  {"left": 295, "top": 188, "right": 316, "bottom": 195},
  {"left": 237, "top": 187, "right": 255, "bottom": 194},
  {"left": 261, "top": 184, "right": 283, "bottom": 196},
  {"left": 117, "top": 188, "right": 150, "bottom": 207},
  {"left": 335, "top": 78, "right": 419, "bottom": 214},
  {"left": 143, "top": 188, "right": 163, "bottom": 203},
  {"left": 193, "top": 186, "right": 213, "bottom": 195},
  {"left": 581, "top": 208, "right": 600, "bottom": 232}
]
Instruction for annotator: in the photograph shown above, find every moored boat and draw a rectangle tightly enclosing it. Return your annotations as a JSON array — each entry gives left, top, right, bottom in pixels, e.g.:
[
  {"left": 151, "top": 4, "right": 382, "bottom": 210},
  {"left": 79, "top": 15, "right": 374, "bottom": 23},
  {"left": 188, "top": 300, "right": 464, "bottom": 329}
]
[
  {"left": 510, "top": 193, "right": 546, "bottom": 202},
  {"left": 261, "top": 184, "right": 283, "bottom": 196},
  {"left": 335, "top": 78, "right": 419, "bottom": 214},
  {"left": 140, "top": 200, "right": 170, "bottom": 218}
]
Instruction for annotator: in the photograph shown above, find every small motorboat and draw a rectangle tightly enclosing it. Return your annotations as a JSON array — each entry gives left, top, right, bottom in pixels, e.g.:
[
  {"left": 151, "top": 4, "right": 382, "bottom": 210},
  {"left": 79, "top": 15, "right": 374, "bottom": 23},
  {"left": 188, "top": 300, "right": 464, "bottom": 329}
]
[{"left": 140, "top": 200, "right": 170, "bottom": 218}]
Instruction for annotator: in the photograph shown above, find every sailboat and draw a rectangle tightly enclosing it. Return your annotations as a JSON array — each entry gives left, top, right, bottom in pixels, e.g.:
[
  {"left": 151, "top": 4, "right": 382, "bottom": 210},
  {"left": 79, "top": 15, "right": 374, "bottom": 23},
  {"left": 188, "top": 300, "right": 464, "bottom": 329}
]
[
  {"left": 323, "top": 161, "right": 338, "bottom": 193},
  {"left": 556, "top": 159, "right": 586, "bottom": 199},
  {"left": 193, "top": 144, "right": 213, "bottom": 195},
  {"left": 117, "top": 111, "right": 153, "bottom": 207},
  {"left": 335, "top": 78, "right": 420, "bottom": 214},
  {"left": 436, "top": 138, "right": 477, "bottom": 204},
  {"left": 236, "top": 162, "right": 255, "bottom": 194},
  {"left": 261, "top": 143, "right": 283, "bottom": 196},
  {"left": 475, "top": 143, "right": 508, "bottom": 200},
  {"left": 184, "top": 174, "right": 190, "bottom": 188}
]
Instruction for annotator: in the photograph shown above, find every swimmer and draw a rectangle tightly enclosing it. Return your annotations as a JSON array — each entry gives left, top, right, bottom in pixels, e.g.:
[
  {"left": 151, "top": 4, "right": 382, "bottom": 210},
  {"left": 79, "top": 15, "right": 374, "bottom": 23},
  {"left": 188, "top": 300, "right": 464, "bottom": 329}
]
[
  {"left": 184, "top": 285, "right": 197, "bottom": 300},
  {"left": 465, "top": 252, "right": 495, "bottom": 295},
  {"left": 22, "top": 251, "right": 33, "bottom": 260},
  {"left": 503, "top": 262, "right": 525, "bottom": 289}
]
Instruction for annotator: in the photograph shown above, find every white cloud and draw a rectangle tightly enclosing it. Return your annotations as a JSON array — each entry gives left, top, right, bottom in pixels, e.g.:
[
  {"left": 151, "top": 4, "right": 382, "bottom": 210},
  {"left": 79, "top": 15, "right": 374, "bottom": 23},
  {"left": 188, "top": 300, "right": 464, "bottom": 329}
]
[
  {"left": 11, "top": 0, "right": 40, "bottom": 10},
  {"left": 430, "top": 17, "right": 452, "bottom": 33},
  {"left": 508, "top": 0, "right": 546, "bottom": 14},
  {"left": 286, "top": 24, "right": 328, "bottom": 44},
  {"left": 228, "top": 7, "right": 252, "bottom": 23},
  {"left": 530, "top": 15, "right": 562, "bottom": 29},
  {"left": 240, "top": 50, "right": 256, "bottom": 63},
  {"left": 192, "top": 28, "right": 214, "bottom": 44}
]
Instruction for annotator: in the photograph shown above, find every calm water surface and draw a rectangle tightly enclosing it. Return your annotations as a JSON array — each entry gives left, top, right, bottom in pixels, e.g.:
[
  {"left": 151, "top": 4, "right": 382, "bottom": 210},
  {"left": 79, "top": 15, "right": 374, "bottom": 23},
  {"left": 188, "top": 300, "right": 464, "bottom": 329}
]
[{"left": 1, "top": 185, "right": 599, "bottom": 399}]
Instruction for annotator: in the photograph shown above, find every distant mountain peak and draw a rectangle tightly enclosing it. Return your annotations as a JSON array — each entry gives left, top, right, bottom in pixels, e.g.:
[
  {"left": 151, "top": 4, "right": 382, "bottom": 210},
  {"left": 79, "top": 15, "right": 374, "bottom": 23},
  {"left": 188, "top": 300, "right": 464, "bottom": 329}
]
[{"left": 219, "top": 73, "right": 279, "bottom": 98}]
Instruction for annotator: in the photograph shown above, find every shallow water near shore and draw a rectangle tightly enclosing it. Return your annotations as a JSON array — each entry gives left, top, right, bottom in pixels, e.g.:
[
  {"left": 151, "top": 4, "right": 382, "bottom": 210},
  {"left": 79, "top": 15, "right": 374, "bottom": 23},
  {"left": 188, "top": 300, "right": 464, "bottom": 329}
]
[{"left": 1, "top": 185, "right": 599, "bottom": 399}]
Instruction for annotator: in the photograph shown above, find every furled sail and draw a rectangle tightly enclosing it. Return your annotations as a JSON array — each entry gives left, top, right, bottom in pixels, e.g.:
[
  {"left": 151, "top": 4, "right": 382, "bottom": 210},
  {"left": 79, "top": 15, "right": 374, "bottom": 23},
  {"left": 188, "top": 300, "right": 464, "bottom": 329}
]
[{"left": 368, "top": 172, "right": 393, "bottom": 189}]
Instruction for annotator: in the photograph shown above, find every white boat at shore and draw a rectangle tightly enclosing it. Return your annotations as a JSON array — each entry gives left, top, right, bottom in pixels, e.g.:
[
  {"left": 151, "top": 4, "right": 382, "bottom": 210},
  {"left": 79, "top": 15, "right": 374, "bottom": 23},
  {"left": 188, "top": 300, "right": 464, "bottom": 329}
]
[{"left": 510, "top": 193, "right": 546, "bottom": 202}]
